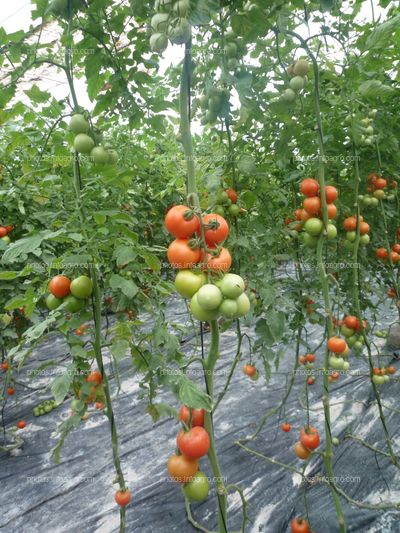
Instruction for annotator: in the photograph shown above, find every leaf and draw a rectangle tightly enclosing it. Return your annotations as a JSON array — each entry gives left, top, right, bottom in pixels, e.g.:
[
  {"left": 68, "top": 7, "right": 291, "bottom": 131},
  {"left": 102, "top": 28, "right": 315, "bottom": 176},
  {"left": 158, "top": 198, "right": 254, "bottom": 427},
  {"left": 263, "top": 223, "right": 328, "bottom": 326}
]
[
  {"left": 23, "top": 316, "right": 56, "bottom": 341},
  {"left": 147, "top": 402, "right": 178, "bottom": 423},
  {"left": 0, "top": 271, "right": 18, "bottom": 280},
  {"left": 238, "top": 155, "right": 256, "bottom": 175},
  {"left": 24, "top": 85, "right": 51, "bottom": 104},
  {"left": 359, "top": 80, "right": 395, "bottom": 99},
  {"left": 1, "top": 230, "right": 63, "bottom": 263},
  {"left": 51, "top": 371, "right": 73, "bottom": 404},
  {"left": 113, "top": 245, "right": 137, "bottom": 266},
  {"left": 365, "top": 14, "right": 400, "bottom": 50},
  {"left": 111, "top": 339, "right": 130, "bottom": 361},
  {"left": 178, "top": 374, "right": 212, "bottom": 411},
  {"left": 109, "top": 274, "right": 139, "bottom": 298}
]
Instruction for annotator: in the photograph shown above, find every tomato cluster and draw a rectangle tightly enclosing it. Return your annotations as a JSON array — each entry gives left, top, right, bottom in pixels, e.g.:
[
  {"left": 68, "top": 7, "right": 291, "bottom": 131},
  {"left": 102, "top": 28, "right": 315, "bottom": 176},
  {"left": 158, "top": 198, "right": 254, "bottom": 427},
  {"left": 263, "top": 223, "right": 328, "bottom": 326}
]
[
  {"left": 167, "top": 406, "right": 210, "bottom": 502},
  {"left": 327, "top": 336, "right": 350, "bottom": 371},
  {"left": 150, "top": 0, "right": 191, "bottom": 51},
  {"left": 372, "top": 366, "right": 396, "bottom": 385},
  {"left": 0, "top": 224, "right": 13, "bottom": 246},
  {"left": 281, "top": 58, "right": 310, "bottom": 104},
  {"left": 375, "top": 241, "right": 400, "bottom": 264},
  {"left": 213, "top": 188, "right": 245, "bottom": 219},
  {"left": 294, "top": 425, "right": 320, "bottom": 461},
  {"left": 46, "top": 274, "right": 93, "bottom": 313},
  {"left": 69, "top": 113, "right": 118, "bottom": 166},
  {"left": 165, "top": 205, "right": 251, "bottom": 321},
  {"left": 339, "top": 315, "right": 366, "bottom": 353},
  {"left": 363, "top": 173, "right": 397, "bottom": 202},
  {"left": 294, "top": 178, "right": 338, "bottom": 247},
  {"left": 343, "top": 215, "right": 370, "bottom": 249}
]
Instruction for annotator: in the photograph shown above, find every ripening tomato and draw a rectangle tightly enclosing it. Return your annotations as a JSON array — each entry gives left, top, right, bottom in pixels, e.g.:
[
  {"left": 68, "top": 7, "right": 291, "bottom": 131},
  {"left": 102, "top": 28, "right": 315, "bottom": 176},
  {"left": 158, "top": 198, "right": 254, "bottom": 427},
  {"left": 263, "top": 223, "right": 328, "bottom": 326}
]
[
  {"left": 115, "top": 490, "right": 132, "bottom": 506},
  {"left": 281, "top": 423, "right": 291, "bottom": 432},
  {"left": 386, "top": 366, "right": 396, "bottom": 375},
  {"left": 306, "top": 353, "right": 315, "bottom": 363},
  {"left": 291, "top": 517, "right": 310, "bottom": 533},
  {"left": 225, "top": 188, "right": 238, "bottom": 203},
  {"left": 87, "top": 370, "right": 102, "bottom": 386},
  {"left": 201, "top": 214, "right": 229, "bottom": 245},
  {"left": 344, "top": 315, "right": 360, "bottom": 331},
  {"left": 298, "top": 356, "right": 306, "bottom": 365},
  {"left": 7, "top": 387, "right": 15, "bottom": 396},
  {"left": 179, "top": 406, "right": 205, "bottom": 427},
  {"left": 95, "top": 402, "right": 105, "bottom": 409},
  {"left": 243, "top": 364, "right": 257, "bottom": 377},
  {"left": 359, "top": 222, "right": 370, "bottom": 235},
  {"left": 167, "top": 453, "right": 199, "bottom": 483},
  {"left": 177, "top": 427, "right": 210, "bottom": 459},
  {"left": 391, "top": 252, "right": 400, "bottom": 263},
  {"left": 1, "top": 362, "right": 9, "bottom": 372},
  {"left": 295, "top": 209, "right": 303, "bottom": 221},
  {"left": 294, "top": 441, "right": 311, "bottom": 460},
  {"left": 392, "top": 244, "right": 400, "bottom": 254},
  {"left": 168, "top": 239, "right": 201, "bottom": 269},
  {"left": 323, "top": 185, "right": 338, "bottom": 204},
  {"left": 387, "top": 287, "right": 397, "bottom": 298},
  {"left": 327, "top": 203, "right": 337, "bottom": 219},
  {"left": 203, "top": 247, "right": 232, "bottom": 273},
  {"left": 300, "top": 178, "right": 319, "bottom": 197},
  {"left": 303, "top": 196, "right": 321, "bottom": 215},
  {"left": 327, "top": 337, "right": 347, "bottom": 354},
  {"left": 343, "top": 216, "right": 357, "bottom": 232},
  {"left": 376, "top": 248, "right": 388, "bottom": 260},
  {"left": 300, "top": 425, "right": 320, "bottom": 450},
  {"left": 300, "top": 209, "right": 311, "bottom": 222},
  {"left": 165, "top": 205, "right": 199, "bottom": 238},
  {"left": 375, "top": 177, "right": 387, "bottom": 189},
  {"left": 16, "top": 420, "right": 27, "bottom": 429},
  {"left": 49, "top": 275, "right": 71, "bottom": 298}
]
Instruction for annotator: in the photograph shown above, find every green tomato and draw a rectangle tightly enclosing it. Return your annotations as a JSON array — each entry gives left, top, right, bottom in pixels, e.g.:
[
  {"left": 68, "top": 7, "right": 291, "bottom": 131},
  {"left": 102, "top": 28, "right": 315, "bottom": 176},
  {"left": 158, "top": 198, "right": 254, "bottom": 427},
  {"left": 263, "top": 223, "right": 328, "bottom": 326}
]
[
  {"left": 289, "top": 75, "right": 306, "bottom": 91},
  {"left": 183, "top": 471, "right": 210, "bottom": 501},
  {"left": 1, "top": 236, "right": 10, "bottom": 244},
  {"left": 228, "top": 204, "right": 240, "bottom": 217},
  {"left": 64, "top": 295, "right": 85, "bottom": 313},
  {"left": 360, "top": 234, "right": 370, "bottom": 245},
  {"left": 304, "top": 217, "right": 323, "bottom": 236},
  {"left": 217, "top": 191, "right": 230, "bottom": 205},
  {"left": 227, "top": 58, "right": 239, "bottom": 70},
  {"left": 384, "top": 374, "right": 390, "bottom": 382},
  {"left": 343, "top": 240, "right": 355, "bottom": 251},
  {"left": 352, "top": 341, "right": 363, "bottom": 351},
  {"left": 303, "top": 233, "right": 318, "bottom": 248},
  {"left": 151, "top": 13, "right": 169, "bottom": 32},
  {"left": 70, "top": 276, "right": 93, "bottom": 299},
  {"left": 220, "top": 273, "right": 245, "bottom": 298},
  {"left": 214, "top": 205, "right": 225, "bottom": 216},
  {"left": 196, "top": 284, "right": 223, "bottom": 310},
  {"left": 190, "top": 293, "right": 219, "bottom": 321},
  {"left": 74, "top": 133, "right": 95, "bottom": 154},
  {"left": 293, "top": 58, "right": 310, "bottom": 76},
  {"left": 343, "top": 361, "right": 350, "bottom": 371},
  {"left": 175, "top": 270, "right": 206, "bottom": 298},
  {"left": 46, "top": 294, "right": 62, "bottom": 311},
  {"left": 330, "top": 356, "right": 345, "bottom": 370},
  {"left": 326, "top": 224, "right": 337, "bottom": 240},
  {"left": 362, "top": 196, "right": 372, "bottom": 206},
  {"left": 173, "top": 0, "right": 190, "bottom": 17},
  {"left": 150, "top": 33, "right": 168, "bottom": 53},
  {"left": 250, "top": 371, "right": 260, "bottom": 381},
  {"left": 33, "top": 407, "right": 40, "bottom": 417},
  {"left": 370, "top": 197, "right": 379, "bottom": 207},
  {"left": 69, "top": 114, "right": 89, "bottom": 134},
  {"left": 70, "top": 399, "right": 84, "bottom": 412},
  {"left": 346, "top": 335, "right": 357, "bottom": 347},
  {"left": 372, "top": 374, "right": 385, "bottom": 385},
  {"left": 90, "top": 146, "right": 110, "bottom": 165},
  {"left": 44, "top": 405, "right": 52, "bottom": 413},
  {"left": 332, "top": 437, "right": 340, "bottom": 446},
  {"left": 281, "top": 88, "right": 296, "bottom": 103},
  {"left": 340, "top": 325, "right": 354, "bottom": 338},
  {"left": 224, "top": 42, "right": 237, "bottom": 59},
  {"left": 107, "top": 149, "right": 119, "bottom": 165},
  {"left": 219, "top": 298, "right": 238, "bottom": 318},
  {"left": 346, "top": 231, "right": 356, "bottom": 242},
  {"left": 168, "top": 18, "right": 191, "bottom": 45},
  {"left": 235, "top": 293, "right": 250, "bottom": 317}
]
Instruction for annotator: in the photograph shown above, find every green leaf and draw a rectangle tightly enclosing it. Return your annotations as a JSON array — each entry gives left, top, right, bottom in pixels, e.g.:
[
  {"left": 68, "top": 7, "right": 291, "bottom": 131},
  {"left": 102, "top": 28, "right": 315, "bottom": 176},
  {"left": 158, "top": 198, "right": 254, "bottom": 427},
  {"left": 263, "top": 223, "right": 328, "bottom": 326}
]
[
  {"left": 111, "top": 339, "right": 130, "bottom": 361},
  {"left": 24, "top": 85, "right": 51, "bottom": 104},
  {"left": 109, "top": 274, "right": 139, "bottom": 298},
  {"left": 1, "top": 230, "right": 63, "bottom": 263},
  {"left": 51, "top": 371, "right": 73, "bottom": 404},
  {"left": 178, "top": 374, "right": 212, "bottom": 411},
  {"left": 113, "top": 245, "right": 137, "bottom": 266},
  {"left": 147, "top": 402, "right": 178, "bottom": 423},
  {"left": 365, "top": 14, "right": 400, "bottom": 50},
  {"left": 359, "top": 80, "right": 395, "bottom": 99}
]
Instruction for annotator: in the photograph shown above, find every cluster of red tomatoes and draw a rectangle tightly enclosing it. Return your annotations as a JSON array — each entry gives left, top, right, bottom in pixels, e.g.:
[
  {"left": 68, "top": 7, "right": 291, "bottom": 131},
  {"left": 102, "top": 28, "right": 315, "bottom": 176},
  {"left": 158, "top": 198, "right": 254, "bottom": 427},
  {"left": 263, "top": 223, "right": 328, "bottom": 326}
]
[
  {"left": 165, "top": 205, "right": 251, "bottom": 321},
  {"left": 365, "top": 172, "right": 397, "bottom": 200},
  {"left": 0, "top": 223, "right": 13, "bottom": 245},
  {"left": 376, "top": 242, "right": 400, "bottom": 264},
  {"left": 343, "top": 215, "right": 371, "bottom": 249},
  {"left": 294, "top": 425, "right": 320, "bottom": 460},
  {"left": 291, "top": 178, "right": 338, "bottom": 247},
  {"left": 327, "top": 336, "right": 350, "bottom": 371},
  {"left": 298, "top": 353, "right": 316, "bottom": 385},
  {"left": 167, "top": 406, "right": 210, "bottom": 501},
  {"left": 46, "top": 274, "right": 93, "bottom": 313}
]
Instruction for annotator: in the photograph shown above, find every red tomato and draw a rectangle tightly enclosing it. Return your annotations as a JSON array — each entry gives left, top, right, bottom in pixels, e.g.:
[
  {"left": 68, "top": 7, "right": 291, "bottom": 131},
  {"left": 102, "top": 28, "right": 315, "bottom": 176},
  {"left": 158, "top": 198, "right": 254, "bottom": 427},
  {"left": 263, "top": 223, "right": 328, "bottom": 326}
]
[
  {"left": 5, "top": 225, "right": 13, "bottom": 233},
  {"left": 0, "top": 227, "right": 7, "bottom": 237},
  {"left": 359, "top": 221, "right": 370, "bottom": 235},
  {"left": 291, "top": 518, "right": 310, "bottom": 533},
  {"left": 167, "top": 239, "right": 201, "bottom": 269},
  {"left": 343, "top": 216, "right": 357, "bottom": 232},
  {"left": 49, "top": 275, "right": 71, "bottom": 298},
  {"left": 225, "top": 188, "right": 238, "bottom": 203},
  {"left": 323, "top": 185, "right": 338, "bottom": 204},
  {"left": 300, "top": 209, "right": 311, "bottom": 222},
  {"left": 16, "top": 420, "right": 27, "bottom": 429},
  {"left": 242, "top": 364, "right": 257, "bottom": 377},
  {"left": 375, "top": 177, "right": 387, "bottom": 189},
  {"left": 177, "top": 427, "right": 210, "bottom": 459},
  {"left": 115, "top": 490, "right": 132, "bottom": 506},
  {"left": 392, "top": 244, "right": 400, "bottom": 254},
  {"left": 303, "top": 196, "right": 321, "bottom": 215},
  {"left": 95, "top": 402, "right": 105, "bottom": 409},
  {"left": 306, "top": 353, "right": 315, "bottom": 363},
  {"left": 300, "top": 178, "right": 319, "bottom": 197},
  {"left": 167, "top": 454, "right": 199, "bottom": 483},
  {"left": 307, "top": 377, "right": 314, "bottom": 385},
  {"left": 7, "top": 387, "right": 15, "bottom": 396},
  {"left": 327, "top": 203, "right": 337, "bottom": 219},
  {"left": 327, "top": 337, "right": 347, "bottom": 354},
  {"left": 179, "top": 406, "right": 205, "bottom": 427},
  {"left": 165, "top": 205, "right": 199, "bottom": 238},
  {"left": 344, "top": 315, "right": 360, "bottom": 331},
  {"left": 376, "top": 248, "right": 388, "bottom": 260},
  {"left": 391, "top": 252, "right": 400, "bottom": 263},
  {"left": 87, "top": 370, "right": 102, "bottom": 385},
  {"left": 201, "top": 214, "right": 229, "bottom": 245},
  {"left": 203, "top": 247, "right": 232, "bottom": 273},
  {"left": 0, "top": 362, "right": 9, "bottom": 372},
  {"left": 281, "top": 423, "right": 291, "bottom": 432},
  {"left": 300, "top": 425, "right": 320, "bottom": 450}
]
